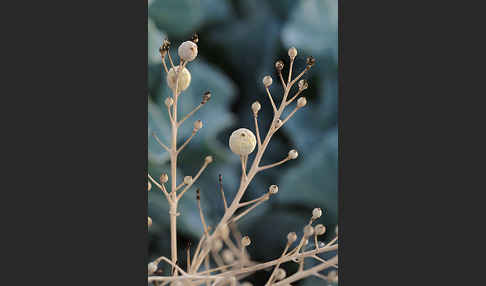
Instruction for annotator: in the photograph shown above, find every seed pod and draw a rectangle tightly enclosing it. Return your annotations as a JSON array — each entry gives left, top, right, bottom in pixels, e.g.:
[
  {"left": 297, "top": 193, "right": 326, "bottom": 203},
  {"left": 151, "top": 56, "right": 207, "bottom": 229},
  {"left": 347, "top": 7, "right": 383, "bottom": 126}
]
[
  {"left": 148, "top": 217, "right": 152, "bottom": 228},
  {"left": 194, "top": 120, "right": 203, "bottom": 131},
  {"left": 297, "top": 97, "right": 307, "bottom": 108},
  {"left": 160, "top": 173, "right": 169, "bottom": 183},
  {"left": 298, "top": 79, "right": 308, "bottom": 91},
  {"left": 241, "top": 236, "right": 251, "bottom": 247},
  {"left": 222, "top": 249, "right": 234, "bottom": 263},
  {"left": 251, "top": 101, "right": 261, "bottom": 115},
  {"left": 263, "top": 75, "right": 273, "bottom": 87},
  {"left": 212, "top": 239, "right": 223, "bottom": 252},
  {"left": 275, "top": 269, "right": 287, "bottom": 280},
  {"left": 229, "top": 128, "right": 256, "bottom": 156},
  {"left": 288, "top": 149, "right": 298, "bottom": 159},
  {"left": 148, "top": 181, "right": 152, "bottom": 191},
  {"left": 312, "top": 208, "right": 322, "bottom": 219},
  {"left": 275, "top": 60, "right": 284, "bottom": 71},
  {"left": 287, "top": 232, "right": 297, "bottom": 244},
  {"left": 328, "top": 270, "right": 338, "bottom": 283},
  {"left": 178, "top": 40, "right": 198, "bottom": 62},
  {"left": 205, "top": 155, "right": 213, "bottom": 164},
  {"left": 191, "top": 33, "right": 199, "bottom": 43},
  {"left": 274, "top": 119, "right": 283, "bottom": 129},
  {"left": 201, "top": 91, "right": 211, "bottom": 104},
  {"left": 269, "top": 185, "right": 279, "bottom": 194},
  {"left": 167, "top": 65, "right": 191, "bottom": 91},
  {"left": 304, "top": 225, "right": 314, "bottom": 237},
  {"left": 165, "top": 97, "right": 174, "bottom": 107},
  {"left": 306, "top": 56, "right": 316, "bottom": 67},
  {"left": 315, "top": 224, "right": 326, "bottom": 235},
  {"left": 184, "top": 176, "right": 193, "bottom": 185},
  {"left": 148, "top": 262, "right": 157, "bottom": 275},
  {"left": 288, "top": 47, "right": 298, "bottom": 59}
]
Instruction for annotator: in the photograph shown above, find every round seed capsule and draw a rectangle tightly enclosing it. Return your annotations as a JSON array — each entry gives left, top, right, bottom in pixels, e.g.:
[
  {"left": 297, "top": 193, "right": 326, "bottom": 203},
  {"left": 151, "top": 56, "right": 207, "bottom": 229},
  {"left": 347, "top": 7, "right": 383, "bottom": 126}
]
[
  {"left": 167, "top": 65, "right": 191, "bottom": 91},
  {"left": 229, "top": 128, "right": 256, "bottom": 156},
  {"left": 263, "top": 75, "right": 273, "bottom": 87},
  {"left": 297, "top": 97, "right": 307, "bottom": 108},
  {"left": 287, "top": 232, "right": 297, "bottom": 243},
  {"left": 269, "top": 185, "right": 279, "bottom": 194},
  {"left": 288, "top": 149, "right": 298, "bottom": 159},
  {"left": 312, "top": 208, "right": 322, "bottom": 219},
  {"left": 275, "top": 268, "right": 287, "bottom": 280},
  {"left": 241, "top": 236, "right": 251, "bottom": 247},
  {"left": 315, "top": 224, "right": 326, "bottom": 235},
  {"left": 184, "top": 176, "right": 193, "bottom": 185},
  {"left": 178, "top": 41, "right": 198, "bottom": 62},
  {"left": 288, "top": 47, "right": 298, "bottom": 59}
]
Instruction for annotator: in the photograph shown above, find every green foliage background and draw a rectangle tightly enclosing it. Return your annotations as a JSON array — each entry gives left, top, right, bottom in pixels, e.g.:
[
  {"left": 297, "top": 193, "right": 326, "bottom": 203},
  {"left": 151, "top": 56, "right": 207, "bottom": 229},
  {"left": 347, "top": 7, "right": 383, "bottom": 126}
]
[{"left": 148, "top": 0, "right": 338, "bottom": 285}]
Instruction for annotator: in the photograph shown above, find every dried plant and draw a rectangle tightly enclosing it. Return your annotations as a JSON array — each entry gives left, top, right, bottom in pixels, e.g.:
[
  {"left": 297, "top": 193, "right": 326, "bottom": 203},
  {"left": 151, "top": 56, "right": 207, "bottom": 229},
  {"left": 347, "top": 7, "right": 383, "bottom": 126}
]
[{"left": 148, "top": 34, "right": 338, "bottom": 286}]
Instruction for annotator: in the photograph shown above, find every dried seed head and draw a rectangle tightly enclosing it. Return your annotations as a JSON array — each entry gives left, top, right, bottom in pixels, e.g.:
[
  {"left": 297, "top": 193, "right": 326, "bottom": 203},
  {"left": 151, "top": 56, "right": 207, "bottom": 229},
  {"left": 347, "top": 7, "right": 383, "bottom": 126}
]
[
  {"left": 275, "top": 60, "right": 284, "bottom": 71},
  {"left": 288, "top": 149, "right": 298, "bottom": 160},
  {"left": 288, "top": 47, "right": 298, "bottom": 59},
  {"left": 148, "top": 262, "right": 158, "bottom": 275},
  {"left": 194, "top": 120, "right": 203, "bottom": 131},
  {"left": 263, "top": 75, "right": 273, "bottom": 87},
  {"left": 297, "top": 97, "right": 307, "bottom": 108},
  {"left": 201, "top": 91, "right": 211, "bottom": 104},
  {"left": 160, "top": 173, "right": 169, "bottom": 183},
  {"left": 315, "top": 224, "right": 326, "bottom": 235},
  {"left": 148, "top": 216, "right": 152, "bottom": 228},
  {"left": 148, "top": 181, "right": 152, "bottom": 191},
  {"left": 205, "top": 155, "right": 213, "bottom": 164},
  {"left": 251, "top": 101, "right": 261, "bottom": 115},
  {"left": 159, "top": 39, "right": 170, "bottom": 54},
  {"left": 304, "top": 225, "right": 314, "bottom": 237},
  {"left": 312, "top": 208, "right": 322, "bottom": 219},
  {"left": 269, "top": 184, "right": 279, "bottom": 194},
  {"left": 222, "top": 249, "right": 234, "bottom": 263},
  {"left": 274, "top": 119, "right": 283, "bottom": 129},
  {"left": 298, "top": 79, "right": 308, "bottom": 91},
  {"left": 165, "top": 97, "right": 174, "bottom": 107},
  {"left": 287, "top": 232, "right": 297, "bottom": 243},
  {"left": 184, "top": 176, "right": 193, "bottom": 185},
  {"left": 275, "top": 269, "right": 287, "bottom": 281},
  {"left": 306, "top": 56, "right": 316, "bottom": 68},
  {"left": 178, "top": 40, "right": 198, "bottom": 62},
  {"left": 229, "top": 128, "right": 256, "bottom": 156},
  {"left": 167, "top": 65, "right": 191, "bottom": 91},
  {"left": 191, "top": 33, "right": 199, "bottom": 43},
  {"left": 241, "top": 236, "right": 251, "bottom": 247},
  {"left": 212, "top": 239, "right": 223, "bottom": 252}
]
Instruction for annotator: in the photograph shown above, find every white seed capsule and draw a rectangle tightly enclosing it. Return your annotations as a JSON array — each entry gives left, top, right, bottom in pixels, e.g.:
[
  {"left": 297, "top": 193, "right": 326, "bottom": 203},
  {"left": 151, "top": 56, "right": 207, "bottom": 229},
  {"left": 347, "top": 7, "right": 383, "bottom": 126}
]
[
  {"left": 269, "top": 184, "right": 279, "bottom": 194},
  {"left": 148, "top": 181, "right": 152, "bottom": 191},
  {"left": 148, "top": 262, "right": 157, "bottom": 275},
  {"left": 160, "top": 173, "right": 169, "bottom": 183},
  {"left": 275, "top": 268, "right": 287, "bottom": 280},
  {"left": 315, "top": 224, "right": 326, "bottom": 235},
  {"left": 194, "top": 120, "right": 203, "bottom": 131},
  {"left": 288, "top": 47, "right": 298, "bottom": 59},
  {"left": 222, "top": 249, "right": 234, "bottom": 263},
  {"left": 165, "top": 97, "right": 174, "bottom": 107},
  {"left": 298, "top": 79, "right": 308, "bottom": 90},
  {"left": 184, "top": 176, "right": 193, "bottom": 185},
  {"left": 178, "top": 40, "right": 198, "bottom": 62},
  {"left": 303, "top": 225, "right": 314, "bottom": 237},
  {"left": 287, "top": 232, "right": 297, "bottom": 243},
  {"left": 241, "top": 236, "right": 251, "bottom": 247},
  {"left": 212, "top": 239, "right": 223, "bottom": 252},
  {"left": 262, "top": 75, "right": 273, "bottom": 87},
  {"left": 288, "top": 149, "right": 298, "bottom": 159},
  {"left": 205, "top": 155, "right": 213, "bottom": 164},
  {"left": 229, "top": 128, "right": 256, "bottom": 156},
  {"left": 312, "top": 208, "right": 322, "bottom": 219},
  {"left": 148, "top": 216, "right": 152, "bottom": 228},
  {"left": 328, "top": 270, "right": 338, "bottom": 282},
  {"left": 297, "top": 97, "right": 307, "bottom": 108},
  {"left": 251, "top": 101, "right": 261, "bottom": 114},
  {"left": 167, "top": 65, "right": 191, "bottom": 91}
]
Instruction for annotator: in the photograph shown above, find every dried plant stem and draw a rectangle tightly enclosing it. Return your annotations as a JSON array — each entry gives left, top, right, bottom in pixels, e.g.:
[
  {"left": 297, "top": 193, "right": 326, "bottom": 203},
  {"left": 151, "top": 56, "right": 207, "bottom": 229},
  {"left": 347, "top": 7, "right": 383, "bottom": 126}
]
[
  {"left": 218, "top": 175, "right": 228, "bottom": 210},
  {"left": 265, "top": 87, "right": 277, "bottom": 112},
  {"left": 153, "top": 133, "right": 170, "bottom": 153},
  {"left": 286, "top": 89, "right": 303, "bottom": 105},
  {"left": 258, "top": 157, "right": 290, "bottom": 171},
  {"left": 178, "top": 131, "right": 196, "bottom": 154},
  {"left": 179, "top": 104, "right": 203, "bottom": 126},
  {"left": 272, "top": 256, "right": 338, "bottom": 286},
  {"left": 148, "top": 174, "right": 170, "bottom": 201},
  {"left": 253, "top": 114, "right": 262, "bottom": 148},
  {"left": 265, "top": 243, "right": 290, "bottom": 285}
]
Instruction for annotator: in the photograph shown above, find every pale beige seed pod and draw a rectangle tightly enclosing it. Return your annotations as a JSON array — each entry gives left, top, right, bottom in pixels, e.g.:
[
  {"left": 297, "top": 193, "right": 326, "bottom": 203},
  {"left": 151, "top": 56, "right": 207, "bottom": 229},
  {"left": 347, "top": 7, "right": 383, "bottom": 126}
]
[
  {"left": 165, "top": 97, "right": 174, "bottom": 107},
  {"left": 148, "top": 262, "right": 157, "bottom": 275},
  {"left": 288, "top": 149, "right": 298, "bottom": 159},
  {"left": 275, "top": 268, "right": 287, "bottom": 281},
  {"left": 263, "top": 75, "right": 273, "bottom": 87},
  {"left": 312, "top": 208, "right": 322, "bottom": 219},
  {"left": 193, "top": 120, "right": 203, "bottom": 132},
  {"left": 222, "top": 249, "right": 235, "bottom": 263},
  {"left": 303, "top": 225, "right": 314, "bottom": 237},
  {"left": 148, "top": 181, "right": 152, "bottom": 191},
  {"left": 205, "top": 155, "right": 213, "bottom": 164},
  {"left": 229, "top": 128, "right": 256, "bottom": 156},
  {"left": 160, "top": 173, "right": 169, "bottom": 184},
  {"left": 275, "top": 60, "right": 284, "bottom": 71},
  {"left": 178, "top": 40, "right": 198, "bottom": 62},
  {"left": 297, "top": 97, "right": 307, "bottom": 108},
  {"left": 184, "top": 176, "right": 193, "bottom": 185},
  {"left": 241, "top": 236, "right": 251, "bottom": 247},
  {"left": 212, "top": 239, "right": 223, "bottom": 252},
  {"left": 328, "top": 270, "right": 338, "bottom": 283},
  {"left": 298, "top": 79, "right": 308, "bottom": 91},
  {"left": 251, "top": 101, "right": 261, "bottom": 115},
  {"left": 288, "top": 47, "right": 297, "bottom": 59},
  {"left": 287, "top": 232, "right": 297, "bottom": 244},
  {"left": 269, "top": 184, "right": 279, "bottom": 194},
  {"left": 148, "top": 216, "right": 152, "bottom": 227},
  {"left": 167, "top": 65, "right": 191, "bottom": 91},
  {"left": 315, "top": 224, "right": 326, "bottom": 235},
  {"left": 274, "top": 119, "right": 283, "bottom": 129}
]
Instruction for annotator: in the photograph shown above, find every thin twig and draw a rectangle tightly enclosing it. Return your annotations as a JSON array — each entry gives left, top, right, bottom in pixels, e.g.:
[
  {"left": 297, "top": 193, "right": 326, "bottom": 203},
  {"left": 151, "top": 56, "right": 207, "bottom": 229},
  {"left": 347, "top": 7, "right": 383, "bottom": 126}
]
[
  {"left": 153, "top": 133, "right": 170, "bottom": 152},
  {"left": 179, "top": 104, "right": 203, "bottom": 127}
]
